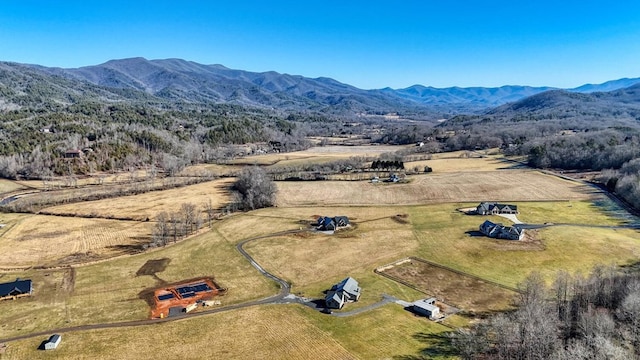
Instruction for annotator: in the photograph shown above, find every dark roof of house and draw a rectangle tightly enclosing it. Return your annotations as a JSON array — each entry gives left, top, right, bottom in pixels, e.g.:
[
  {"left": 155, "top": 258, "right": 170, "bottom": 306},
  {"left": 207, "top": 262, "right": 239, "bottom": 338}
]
[
  {"left": 0, "top": 279, "right": 32, "bottom": 297},
  {"left": 48, "top": 334, "right": 61, "bottom": 344}
]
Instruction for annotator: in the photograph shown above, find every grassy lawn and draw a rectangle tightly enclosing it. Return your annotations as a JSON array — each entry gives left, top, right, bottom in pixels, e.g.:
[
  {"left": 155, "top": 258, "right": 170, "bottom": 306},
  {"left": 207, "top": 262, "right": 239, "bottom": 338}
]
[
  {"left": 409, "top": 202, "right": 640, "bottom": 288},
  {"left": 0, "top": 226, "right": 274, "bottom": 339},
  {"left": 300, "top": 304, "right": 455, "bottom": 359}
]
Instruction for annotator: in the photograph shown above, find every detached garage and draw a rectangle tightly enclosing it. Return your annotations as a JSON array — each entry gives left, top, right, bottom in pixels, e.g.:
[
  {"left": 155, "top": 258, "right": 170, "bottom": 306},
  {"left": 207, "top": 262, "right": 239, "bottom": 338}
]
[
  {"left": 413, "top": 298, "right": 440, "bottom": 319},
  {"left": 44, "top": 334, "right": 61, "bottom": 350}
]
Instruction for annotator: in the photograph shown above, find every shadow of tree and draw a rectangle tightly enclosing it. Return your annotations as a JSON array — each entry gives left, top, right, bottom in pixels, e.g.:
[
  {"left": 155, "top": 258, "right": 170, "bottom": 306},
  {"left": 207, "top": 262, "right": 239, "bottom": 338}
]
[{"left": 393, "top": 332, "right": 459, "bottom": 360}]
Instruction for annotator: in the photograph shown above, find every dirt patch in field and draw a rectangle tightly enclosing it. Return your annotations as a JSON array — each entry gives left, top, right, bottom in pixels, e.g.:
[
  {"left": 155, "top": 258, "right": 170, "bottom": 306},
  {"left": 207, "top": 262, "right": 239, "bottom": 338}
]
[
  {"left": 60, "top": 267, "right": 76, "bottom": 294},
  {"left": 379, "top": 258, "right": 516, "bottom": 314},
  {"left": 55, "top": 251, "right": 103, "bottom": 266},
  {"left": 392, "top": 214, "right": 410, "bottom": 224}
]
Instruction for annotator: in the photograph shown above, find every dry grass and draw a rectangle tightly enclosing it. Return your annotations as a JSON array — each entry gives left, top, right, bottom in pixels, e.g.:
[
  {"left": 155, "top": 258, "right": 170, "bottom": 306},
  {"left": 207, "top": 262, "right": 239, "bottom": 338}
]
[
  {"left": 229, "top": 144, "right": 410, "bottom": 166},
  {"left": 3, "top": 305, "right": 356, "bottom": 360},
  {"left": 405, "top": 156, "right": 518, "bottom": 173},
  {"left": 244, "top": 217, "right": 418, "bottom": 289},
  {"left": 0, "top": 215, "right": 151, "bottom": 267},
  {"left": 302, "top": 304, "right": 453, "bottom": 359},
  {"left": 381, "top": 259, "right": 517, "bottom": 313},
  {"left": 276, "top": 170, "right": 596, "bottom": 207},
  {"left": 0, "top": 227, "right": 274, "bottom": 339},
  {"left": 42, "top": 178, "right": 234, "bottom": 221},
  {"left": 0, "top": 179, "right": 27, "bottom": 195}
]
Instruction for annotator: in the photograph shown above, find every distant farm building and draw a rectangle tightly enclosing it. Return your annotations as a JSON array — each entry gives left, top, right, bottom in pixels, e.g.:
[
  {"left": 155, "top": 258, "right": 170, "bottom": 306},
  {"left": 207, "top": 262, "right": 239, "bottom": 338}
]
[
  {"left": 0, "top": 279, "right": 33, "bottom": 301},
  {"left": 317, "top": 216, "right": 350, "bottom": 231},
  {"left": 44, "top": 334, "right": 61, "bottom": 350},
  {"left": 479, "top": 220, "right": 524, "bottom": 240},
  {"left": 413, "top": 297, "right": 440, "bottom": 319},
  {"left": 476, "top": 202, "right": 518, "bottom": 215},
  {"left": 325, "top": 277, "right": 361, "bottom": 309},
  {"left": 63, "top": 149, "right": 83, "bottom": 159}
]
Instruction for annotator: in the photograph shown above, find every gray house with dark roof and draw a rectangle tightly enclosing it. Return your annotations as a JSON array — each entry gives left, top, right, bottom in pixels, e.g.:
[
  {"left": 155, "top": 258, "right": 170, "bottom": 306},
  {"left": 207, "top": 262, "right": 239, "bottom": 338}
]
[
  {"left": 479, "top": 220, "right": 524, "bottom": 240},
  {"left": 317, "top": 216, "right": 350, "bottom": 231},
  {"left": 476, "top": 202, "right": 518, "bottom": 215},
  {"left": 0, "top": 279, "right": 33, "bottom": 300},
  {"left": 325, "top": 277, "right": 361, "bottom": 309}
]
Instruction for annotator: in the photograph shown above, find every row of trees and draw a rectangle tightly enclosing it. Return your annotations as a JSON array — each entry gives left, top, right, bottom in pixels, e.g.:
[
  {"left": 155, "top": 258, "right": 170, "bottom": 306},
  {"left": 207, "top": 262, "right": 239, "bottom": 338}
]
[
  {"left": 151, "top": 201, "right": 218, "bottom": 247},
  {"left": 452, "top": 266, "right": 640, "bottom": 359}
]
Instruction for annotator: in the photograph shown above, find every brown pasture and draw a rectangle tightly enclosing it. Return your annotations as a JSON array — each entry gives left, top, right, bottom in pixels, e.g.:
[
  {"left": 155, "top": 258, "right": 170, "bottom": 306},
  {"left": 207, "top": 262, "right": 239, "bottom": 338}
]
[
  {"left": 276, "top": 170, "right": 596, "bottom": 207},
  {"left": 4, "top": 306, "right": 356, "bottom": 360},
  {"left": 0, "top": 215, "right": 150, "bottom": 267},
  {"left": 42, "top": 178, "right": 233, "bottom": 221},
  {"left": 379, "top": 259, "right": 517, "bottom": 314}
]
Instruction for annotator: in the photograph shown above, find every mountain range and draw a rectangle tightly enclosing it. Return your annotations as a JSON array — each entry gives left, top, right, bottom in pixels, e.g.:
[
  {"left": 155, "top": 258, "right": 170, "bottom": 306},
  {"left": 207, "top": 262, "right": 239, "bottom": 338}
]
[{"left": 2, "top": 57, "right": 640, "bottom": 116}]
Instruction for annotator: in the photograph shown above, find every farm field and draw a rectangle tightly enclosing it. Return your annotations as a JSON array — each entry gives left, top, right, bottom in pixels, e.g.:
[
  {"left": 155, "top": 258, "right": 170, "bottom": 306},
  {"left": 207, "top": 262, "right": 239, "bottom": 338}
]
[
  {"left": 0, "top": 179, "right": 27, "bottom": 195},
  {"left": 0, "top": 215, "right": 150, "bottom": 267},
  {"left": 276, "top": 170, "right": 595, "bottom": 207},
  {"left": 0, "top": 227, "right": 274, "bottom": 339},
  {"left": 2, "top": 147, "right": 640, "bottom": 359},
  {"left": 2, "top": 306, "right": 357, "bottom": 360},
  {"left": 42, "top": 178, "right": 233, "bottom": 221}
]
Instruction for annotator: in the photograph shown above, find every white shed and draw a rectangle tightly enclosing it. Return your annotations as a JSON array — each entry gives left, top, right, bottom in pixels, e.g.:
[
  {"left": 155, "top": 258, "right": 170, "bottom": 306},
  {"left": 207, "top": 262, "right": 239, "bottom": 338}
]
[
  {"left": 413, "top": 298, "right": 440, "bottom": 319},
  {"left": 44, "top": 334, "right": 61, "bottom": 350}
]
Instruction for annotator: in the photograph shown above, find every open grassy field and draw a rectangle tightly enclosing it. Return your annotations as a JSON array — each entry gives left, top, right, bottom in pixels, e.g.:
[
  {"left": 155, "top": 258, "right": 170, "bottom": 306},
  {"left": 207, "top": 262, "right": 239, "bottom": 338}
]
[
  {"left": 276, "top": 170, "right": 596, "bottom": 207},
  {"left": 229, "top": 144, "right": 410, "bottom": 166},
  {"left": 2, "top": 305, "right": 356, "bottom": 360},
  {"left": 405, "top": 156, "right": 520, "bottom": 173},
  {"left": 408, "top": 202, "right": 640, "bottom": 288},
  {"left": 0, "top": 226, "right": 274, "bottom": 339},
  {"left": 242, "top": 207, "right": 422, "bottom": 304},
  {"left": 41, "top": 178, "right": 234, "bottom": 221},
  {"left": 0, "top": 179, "right": 28, "bottom": 195},
  {"left": 3, "top": 305, "right": 454, "bottom": 360},
  {"left": 0, "top": 215, "right": 151, "bottom": 267},
  {"left": 3, "top": 149, "right": 640, "bottom": 359}
]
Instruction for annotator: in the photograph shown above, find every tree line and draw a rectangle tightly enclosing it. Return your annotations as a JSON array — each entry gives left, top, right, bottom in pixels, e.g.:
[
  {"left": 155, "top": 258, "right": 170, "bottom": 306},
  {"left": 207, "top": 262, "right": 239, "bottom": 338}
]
[{"left": 452, "top": 265, "right": 640, "bottom": 359}]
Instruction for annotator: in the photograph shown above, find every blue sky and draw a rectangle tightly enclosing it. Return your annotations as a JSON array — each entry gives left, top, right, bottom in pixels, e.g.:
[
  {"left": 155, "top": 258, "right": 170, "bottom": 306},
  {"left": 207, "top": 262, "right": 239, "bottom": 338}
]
[{"left": 1, "top": 1, "right": 639, "bottom": 89}]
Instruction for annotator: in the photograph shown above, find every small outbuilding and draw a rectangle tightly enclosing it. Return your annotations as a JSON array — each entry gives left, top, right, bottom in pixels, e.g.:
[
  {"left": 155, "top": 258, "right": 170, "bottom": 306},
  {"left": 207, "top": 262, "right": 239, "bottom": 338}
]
[
  {"left": 44, "top": 334, "right": 61, "bottom": 350},
  {"left": 413, "top": 298, "right": 440, "bottom": 319}
]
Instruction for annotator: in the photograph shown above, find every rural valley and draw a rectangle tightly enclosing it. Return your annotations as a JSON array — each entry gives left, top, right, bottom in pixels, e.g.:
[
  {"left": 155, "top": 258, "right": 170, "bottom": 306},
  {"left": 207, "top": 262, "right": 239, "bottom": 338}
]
[{"left": 1, "top": 52, "right": 640, "bottom": 359}]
